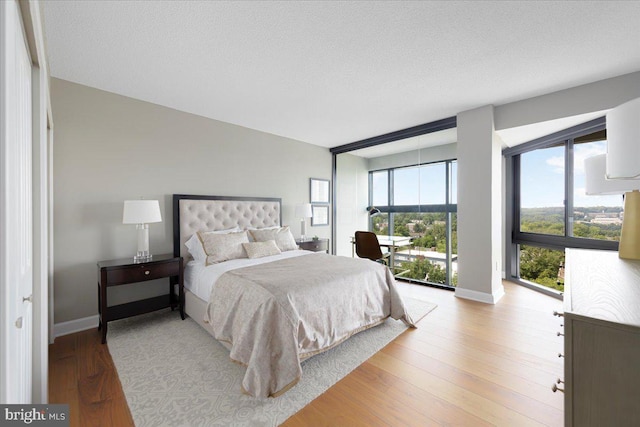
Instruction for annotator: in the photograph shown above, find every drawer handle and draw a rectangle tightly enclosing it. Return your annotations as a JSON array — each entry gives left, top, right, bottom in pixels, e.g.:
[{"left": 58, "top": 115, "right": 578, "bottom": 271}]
[
  {"left": 557, "top": 332, "right": 564, "bottom": 337},
  {"left": 558, "top": 353, "right": 564, "bottom": 358},
  {"left": 552, "top": 383, "right": 564, "bottom": 393},
  {"left": 553, "top": 310, "right": 564, "bottom": 317},
  {"left": 145, "top": 271, "right": 150, "bottom": 275}
]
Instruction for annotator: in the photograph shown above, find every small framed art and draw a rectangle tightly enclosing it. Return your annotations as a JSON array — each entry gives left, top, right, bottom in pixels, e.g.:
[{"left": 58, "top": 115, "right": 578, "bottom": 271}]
[
  {"left": 310, "top": 178, "right": 330, "bottom": 204},
  {"left": 311, "top": 205, "right": 329, "bottom": 226}
]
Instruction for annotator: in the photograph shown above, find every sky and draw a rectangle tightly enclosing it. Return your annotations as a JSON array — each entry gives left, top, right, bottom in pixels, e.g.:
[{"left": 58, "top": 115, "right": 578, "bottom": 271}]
[{"left": 521, "top": 140, "right": 623, "bottom": 209}]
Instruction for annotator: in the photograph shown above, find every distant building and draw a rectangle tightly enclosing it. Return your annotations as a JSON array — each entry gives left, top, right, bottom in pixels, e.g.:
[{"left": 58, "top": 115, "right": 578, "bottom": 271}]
[{"left": 591, "top": 217, "right": 622, "bottom": 225}]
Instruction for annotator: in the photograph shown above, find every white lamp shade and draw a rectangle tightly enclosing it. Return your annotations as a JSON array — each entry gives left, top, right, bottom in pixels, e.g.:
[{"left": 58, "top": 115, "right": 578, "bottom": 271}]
[
  {"left": 585, "top": 154, "right": 639, "bottom": 195},
  {"left": 295, "top": 203, "right": 313, "bottom": 218},
  {"left": 606, "top": 97, "right": 640, "bottom": 180},
  {"left": 122, "top": 200, "right": 162, "bottom": 224}
]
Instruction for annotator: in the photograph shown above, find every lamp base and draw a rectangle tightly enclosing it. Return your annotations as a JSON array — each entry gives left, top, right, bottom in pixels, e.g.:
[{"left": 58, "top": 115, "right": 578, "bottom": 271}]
[
  {"left": 619, "top": 190, "right": 640, "bottom": 260},
  {"left": 300, "top": 218, "right": 307, "bottom": 241},
  {"left": 133, "top": 253, "right": 153, "bottom": 263},
  {"left": 134, "top": 224, "right": 152, "bottom": 263}
]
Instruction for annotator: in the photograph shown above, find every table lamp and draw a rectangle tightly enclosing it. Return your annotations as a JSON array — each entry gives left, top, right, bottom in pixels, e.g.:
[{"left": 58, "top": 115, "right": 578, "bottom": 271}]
[
  {"left": 295, "top": 203, "right": 313, "bottom": 241},
  {"left": 123, "top": 199, "right": 162, "bottom": 262},
  {"left": 603, "top": 97, "right": 640, "bottom": 260}
]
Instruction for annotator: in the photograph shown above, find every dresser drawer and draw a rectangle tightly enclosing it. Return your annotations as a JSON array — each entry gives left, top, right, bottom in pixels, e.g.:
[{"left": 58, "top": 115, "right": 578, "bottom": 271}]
[{"left": 106, "top": 261, "right": 180, "bottom": 285}]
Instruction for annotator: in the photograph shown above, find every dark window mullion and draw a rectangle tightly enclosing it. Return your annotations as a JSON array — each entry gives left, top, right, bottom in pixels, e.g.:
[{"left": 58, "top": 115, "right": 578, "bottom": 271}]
[
  {"left": 368, "top": 171, "right": 373, "bottom": 231},
  {"left": 505, "top": 155, "right": 517, "bottom": 279},
  {"left": 514, "top": 231, "right": 618, "bottom": 251},
  {"left": 445, "top": 161, "right": 452, "bottom": 285}
]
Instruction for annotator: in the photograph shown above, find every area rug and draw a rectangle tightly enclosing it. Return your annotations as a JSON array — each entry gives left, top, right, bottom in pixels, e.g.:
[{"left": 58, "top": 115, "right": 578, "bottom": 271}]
[{"left": 108, "top": 297, "right": 437, "bottom": 427}]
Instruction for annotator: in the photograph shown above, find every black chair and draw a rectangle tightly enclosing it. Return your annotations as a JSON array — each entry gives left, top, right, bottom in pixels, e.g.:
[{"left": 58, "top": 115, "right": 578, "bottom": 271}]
[{"left": 354, "top": 231, "right": 390, "bottom": 265}]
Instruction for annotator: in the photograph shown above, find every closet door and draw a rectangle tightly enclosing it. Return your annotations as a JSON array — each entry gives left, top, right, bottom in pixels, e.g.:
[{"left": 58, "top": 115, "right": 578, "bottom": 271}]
[{"left": 0, "top": 0, "right": 34, "bottom": 403}]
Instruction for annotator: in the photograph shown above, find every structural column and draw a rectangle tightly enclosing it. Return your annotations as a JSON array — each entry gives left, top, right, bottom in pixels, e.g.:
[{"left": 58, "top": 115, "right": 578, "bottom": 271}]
[{"left": 455, "top": 105, "right": 504, "bottom": 304}]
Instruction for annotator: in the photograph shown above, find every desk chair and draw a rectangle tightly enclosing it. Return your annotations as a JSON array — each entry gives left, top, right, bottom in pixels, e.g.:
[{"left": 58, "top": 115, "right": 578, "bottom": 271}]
[{"left": 354, "top": 231, "right": 390, "bottom": 266}]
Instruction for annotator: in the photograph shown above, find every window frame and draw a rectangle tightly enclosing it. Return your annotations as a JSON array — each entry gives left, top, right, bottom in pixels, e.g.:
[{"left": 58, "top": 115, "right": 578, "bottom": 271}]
[{"left": 504, "top": 116, "right": 619, "bottom": 297}]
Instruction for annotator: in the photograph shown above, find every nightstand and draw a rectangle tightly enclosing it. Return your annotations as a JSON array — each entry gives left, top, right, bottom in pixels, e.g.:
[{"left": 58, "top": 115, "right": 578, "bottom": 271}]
[
  {"left": 97, "top": 254, "right": 183, "bottom": 344},
  {"left": 296, "top": 238, "right": 329, "bottom": 253}
]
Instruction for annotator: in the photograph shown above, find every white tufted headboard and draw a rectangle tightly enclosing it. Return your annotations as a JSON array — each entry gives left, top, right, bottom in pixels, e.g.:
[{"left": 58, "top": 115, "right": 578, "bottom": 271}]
[{"left": 173, "top": 194, "right": 282, "bottom": 261}]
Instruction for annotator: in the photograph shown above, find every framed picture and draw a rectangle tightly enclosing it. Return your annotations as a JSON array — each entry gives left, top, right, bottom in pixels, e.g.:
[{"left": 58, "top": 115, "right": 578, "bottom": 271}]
[
  {"left": 311, "top": 205, "right": 329, "bottom": 226},
  {"left": 310, "top": 178, "right": 330, "bottom": 204}
]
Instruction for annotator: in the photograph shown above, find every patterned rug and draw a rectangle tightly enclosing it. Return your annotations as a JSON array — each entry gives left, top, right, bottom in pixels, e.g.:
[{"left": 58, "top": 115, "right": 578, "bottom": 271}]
[{"left": 108, "top": 297, "right": 437, "bottom": 427}]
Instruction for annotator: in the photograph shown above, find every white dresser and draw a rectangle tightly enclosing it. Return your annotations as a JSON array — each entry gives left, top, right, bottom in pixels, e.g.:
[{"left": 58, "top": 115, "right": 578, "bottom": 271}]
[{"left": 560, "top": 249, "right": 640, "bottom": 426}]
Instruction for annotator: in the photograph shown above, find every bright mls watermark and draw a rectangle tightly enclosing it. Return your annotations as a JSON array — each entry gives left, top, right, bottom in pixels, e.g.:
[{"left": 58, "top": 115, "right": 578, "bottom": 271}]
[{"left": 1, "top": 405, "right": 69, "bottom": 426}]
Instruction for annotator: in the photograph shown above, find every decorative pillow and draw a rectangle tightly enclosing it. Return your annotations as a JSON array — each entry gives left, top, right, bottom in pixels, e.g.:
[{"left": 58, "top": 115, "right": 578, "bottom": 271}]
[
  {"left": 249, "top": 226, "right": 298, "bottom": 252},
  {"left": 185, "top": 227, "right": 240, "bottom": 263},
  {"left": 198, "top": 231, "right": 249, "bottom": 265},
  {"left": 242, "top": 240, "right": 282, "bottom": 259},
  {"left": 246, "top": 225, "right": 281, "bottom": 242}
]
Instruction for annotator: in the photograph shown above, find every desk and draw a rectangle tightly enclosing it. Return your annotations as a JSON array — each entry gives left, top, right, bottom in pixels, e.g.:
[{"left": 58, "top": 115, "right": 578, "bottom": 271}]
[{"left": 350, "top": 235, "right": 412, "bottom": 270}]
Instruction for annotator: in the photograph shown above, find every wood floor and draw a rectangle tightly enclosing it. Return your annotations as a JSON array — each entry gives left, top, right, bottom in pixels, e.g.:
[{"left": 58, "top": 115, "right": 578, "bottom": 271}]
[{"left": 49, "top": 281, "right": 564, "bottom": 426}]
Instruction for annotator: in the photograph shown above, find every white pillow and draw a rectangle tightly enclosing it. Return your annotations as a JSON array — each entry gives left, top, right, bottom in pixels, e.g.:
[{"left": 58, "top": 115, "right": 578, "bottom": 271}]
[
  {"left": 242, "top": 240, "right": 282, "bottom": 259},
  {"left": 185, "top": 227, "right": 240, "bottom": 263},
  {"left": 198, "top": 231, "right": 249, "bottom": 265},
  {"left": 248, "top": 226, "right": 298, "bottom": 252}
]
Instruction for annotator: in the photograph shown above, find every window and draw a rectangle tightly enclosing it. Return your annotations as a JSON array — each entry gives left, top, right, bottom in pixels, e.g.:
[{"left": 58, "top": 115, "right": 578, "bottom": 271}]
[
  {"left": 572, "top": 132, "right": 623, "bottom": 242},
  {"left": 519, "top": 245, "right": 565, "bottom": 292},
  {"left": 506, "top": 118, "right": 619, "bottom": 294},
  {"left": 370, "top": 170, "right": 389, "bottom": 208},
  {"left": 519, "top": 144, "right": 565, "bottom": 236},
  {"left": 369, "top": 159, "right": 457, "bottom": 288}
]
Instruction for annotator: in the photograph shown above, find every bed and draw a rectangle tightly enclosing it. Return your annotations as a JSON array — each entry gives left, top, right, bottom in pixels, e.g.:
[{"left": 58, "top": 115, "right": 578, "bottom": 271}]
[{"left": 172, "top": 194, "right": 415, "bottom": 398}]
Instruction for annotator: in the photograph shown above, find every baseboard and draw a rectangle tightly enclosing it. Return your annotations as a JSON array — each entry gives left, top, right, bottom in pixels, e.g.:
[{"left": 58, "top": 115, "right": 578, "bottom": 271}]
[
  {"left": 54, "top": 315, "right": 99, "bottom": 339},
  {"left": 455, "top": 286, "right": 505, "bottom": 304}
]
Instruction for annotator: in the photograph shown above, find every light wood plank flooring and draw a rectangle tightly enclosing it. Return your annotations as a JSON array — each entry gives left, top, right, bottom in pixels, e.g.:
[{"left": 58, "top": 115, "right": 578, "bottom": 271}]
[{"left": 49, "top": 281, "right": 564, "bottom": 426}]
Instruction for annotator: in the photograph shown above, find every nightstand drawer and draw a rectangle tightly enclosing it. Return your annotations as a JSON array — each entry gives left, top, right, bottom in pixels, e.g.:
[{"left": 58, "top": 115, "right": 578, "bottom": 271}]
[
  {"left": 305, "top": 241, "right": 326, "bottom": 251},
  {"left": 106, "top": 261, "right": 180, "bottom": 285},
  {"left": 297, "top": 238, "right": 329, "bottom": 252}
]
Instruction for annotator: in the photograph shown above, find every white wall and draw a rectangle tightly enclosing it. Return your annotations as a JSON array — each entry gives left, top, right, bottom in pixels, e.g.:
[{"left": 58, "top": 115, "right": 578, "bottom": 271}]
[
  {"left": 455, "top": 105, "right": 504, "bottom": 303},
  {"left": 495, "top": 71, "right": 640, "bottom": 130},
  {"left": 335, "top": 153, "right": 369, "bottom": 257},
  {"left": 51, "top": 78, "right": 332, "bottom": 324}
]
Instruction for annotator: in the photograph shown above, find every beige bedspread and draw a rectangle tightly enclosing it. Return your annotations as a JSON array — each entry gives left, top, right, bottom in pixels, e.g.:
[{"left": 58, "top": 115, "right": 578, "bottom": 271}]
[{"left": 204, "top": 253, "right": 415, "bottom": 398}]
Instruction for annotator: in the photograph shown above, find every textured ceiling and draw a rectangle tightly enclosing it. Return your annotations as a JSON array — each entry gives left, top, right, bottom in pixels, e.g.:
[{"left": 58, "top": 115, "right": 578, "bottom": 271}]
[{"left": 42, "top": 1, "right": 640, "bottom": 148}]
